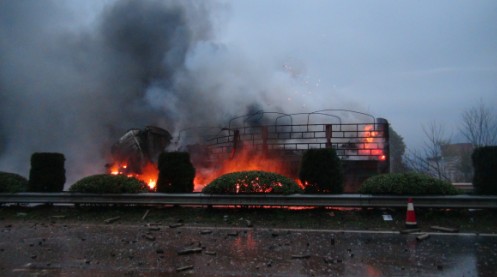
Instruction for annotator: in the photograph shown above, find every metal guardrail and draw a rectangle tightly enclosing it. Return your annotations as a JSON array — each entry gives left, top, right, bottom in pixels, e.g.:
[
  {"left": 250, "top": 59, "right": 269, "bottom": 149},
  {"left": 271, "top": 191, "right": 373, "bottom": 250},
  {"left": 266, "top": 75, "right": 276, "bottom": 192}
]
[{"left": 0, "top": 193, "right": 496, "bottom": 209}]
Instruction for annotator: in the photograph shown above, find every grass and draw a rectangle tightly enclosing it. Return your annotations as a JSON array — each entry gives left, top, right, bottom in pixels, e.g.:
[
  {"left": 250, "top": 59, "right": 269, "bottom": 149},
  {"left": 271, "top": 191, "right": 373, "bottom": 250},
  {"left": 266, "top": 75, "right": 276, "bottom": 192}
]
[{"left": 1, "top": 205, "right": 496, "bottom": 233}]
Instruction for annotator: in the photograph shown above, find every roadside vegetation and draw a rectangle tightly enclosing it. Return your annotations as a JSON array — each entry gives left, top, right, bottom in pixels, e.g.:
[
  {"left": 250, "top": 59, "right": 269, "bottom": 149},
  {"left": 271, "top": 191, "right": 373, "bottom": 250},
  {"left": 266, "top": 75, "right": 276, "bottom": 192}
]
[
  {"left": 156, "top": 152, "right": 195, "bottom": 193},
  {"left": 203, "top": 170, "right": 303, "bottom": 194},
  {"left": 69, "top": 174, "right": 150, "bottom": 193},
  {"left": 359, "top": 172, "right": 461, "bottom": 195},
  {"left": 0, "top": 172, "right": 28, "bottom": 193},
  {"left": 299, "top": 148, "right": 344, "bottom": 193}
]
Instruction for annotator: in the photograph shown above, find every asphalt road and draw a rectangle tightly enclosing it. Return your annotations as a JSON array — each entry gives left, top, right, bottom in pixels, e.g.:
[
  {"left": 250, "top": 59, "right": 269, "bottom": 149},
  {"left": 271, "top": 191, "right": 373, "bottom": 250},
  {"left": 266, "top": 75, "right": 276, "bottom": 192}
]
[{"left": 1, "top": 222, "right": 496, "bottom": 277}]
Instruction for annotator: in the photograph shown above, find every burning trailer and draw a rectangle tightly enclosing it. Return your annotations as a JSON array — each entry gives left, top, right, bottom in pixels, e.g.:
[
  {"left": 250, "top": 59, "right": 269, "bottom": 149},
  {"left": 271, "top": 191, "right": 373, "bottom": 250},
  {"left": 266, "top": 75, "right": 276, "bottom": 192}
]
[
  {"left": 185, "top": 109, "right": 390, "bottom": 192},
  {"left": 107, "top": 110, "right": 390, "bottom": 192}
]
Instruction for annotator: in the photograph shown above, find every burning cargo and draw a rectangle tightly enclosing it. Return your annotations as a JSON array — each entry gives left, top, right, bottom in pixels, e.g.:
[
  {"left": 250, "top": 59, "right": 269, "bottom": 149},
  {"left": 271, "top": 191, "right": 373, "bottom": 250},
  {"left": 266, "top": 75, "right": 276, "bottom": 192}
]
[{"left": 107, "top": 110, "right": 389, "bottom": 192}]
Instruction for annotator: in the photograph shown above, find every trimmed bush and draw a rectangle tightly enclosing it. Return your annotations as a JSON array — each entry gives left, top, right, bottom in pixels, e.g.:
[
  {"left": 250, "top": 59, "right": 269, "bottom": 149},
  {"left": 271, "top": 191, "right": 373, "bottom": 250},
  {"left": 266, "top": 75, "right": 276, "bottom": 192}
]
[
  {"left": 202, "top": 170, "right": 303, "bottom": 194},
  {"left": 156, "top": 152, "right": 195, "bottom": 193},
  {"left": 28, "top": 152, "right": 66, "bottom": 192},
  {"left": 299, "top": 148, "right": 344, "bottom": 193},
  {"left": 0, "top": 172, "right": 28, "bottom": 193},
  {"left": 472, "top": 146, "right": 497, "bottom": 195},
  {"left": 359, "top": 172, "right": 461, "bottom": 195},
  {"left": 69, "top": 174, "right": 149, "bottom": 193}
]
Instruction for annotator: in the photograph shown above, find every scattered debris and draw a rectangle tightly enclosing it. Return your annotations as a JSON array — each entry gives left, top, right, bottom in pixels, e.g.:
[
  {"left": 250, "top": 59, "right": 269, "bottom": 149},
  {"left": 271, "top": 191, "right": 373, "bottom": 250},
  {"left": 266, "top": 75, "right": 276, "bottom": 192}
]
[
  {"left": 204, "top": 251, "right": 217, "bottom": 256},
  {"left": 141, "top": 209, "right": 150, "bottom": 220},
  {"left": 431, "top": 226, "right": 459, "bottom": 233},
  {"left": 169, "top": 223, "right": 183, "bottom": 228},
  {"left": 382, "top": 214, "right": 393, "bottom": 221},
  {"left": 177, "top": 247, "right": 202, "bottom": 255},
  {"left": 292, "top": 254, "right": 311, "bottom": 259},
  {"left": 104, "top": 217, "right": 121, "bottom": 224},
  {"left": 416, "top": 233, "right": 430, "bottom": 241},
  {"left": 223, "top": 215, "right": 229, "bottom": 222},
  {"left": 176, "top": 265, "right": 193, "bottom": 272},
  {"left": 400, "top": 228, "right": 421, "bottom": 234},
  {"left": 246, "top": 220, "right": 253, "bottom": 227}
]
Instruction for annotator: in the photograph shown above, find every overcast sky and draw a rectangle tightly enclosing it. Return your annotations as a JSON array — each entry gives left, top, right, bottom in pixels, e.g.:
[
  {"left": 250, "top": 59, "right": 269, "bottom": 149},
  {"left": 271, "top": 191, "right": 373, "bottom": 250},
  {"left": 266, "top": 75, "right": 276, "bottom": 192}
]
[
  {"left": 221, "top": 1, "right": 497, "bottom": 145},
  {"left": 1, "top": 0, "right": 496, "bottom": 181}
]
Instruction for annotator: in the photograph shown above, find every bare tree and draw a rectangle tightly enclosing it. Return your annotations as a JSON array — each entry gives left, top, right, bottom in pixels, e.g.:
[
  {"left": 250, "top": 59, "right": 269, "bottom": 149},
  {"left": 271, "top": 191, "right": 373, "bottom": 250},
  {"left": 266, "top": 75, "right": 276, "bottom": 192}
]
[
  {"left": 404, "top": 121, "right": 452, "bottom": 180},
  {"left": 460, "top": 101, "right": 497, "bottom": 147}
]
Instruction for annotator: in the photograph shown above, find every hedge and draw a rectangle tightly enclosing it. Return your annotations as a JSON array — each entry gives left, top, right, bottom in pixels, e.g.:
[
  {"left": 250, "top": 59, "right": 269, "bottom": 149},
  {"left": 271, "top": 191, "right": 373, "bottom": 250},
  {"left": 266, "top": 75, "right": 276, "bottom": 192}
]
[
  {"left": 359, "top": 172, "right": 461, "bottom": 195},
  {"left": 28, "top": 152, "right": 66, "bottom": 192},
  {"left": 69, "top": 174, "right": 149, "bottom": 193},
  {"left": 0, "top": 172, "right": 28, "bottom": 193},
  {"left": 472, "top": 146, "right": 497, "bottom": 195},
  {"left": 202, "top": 170, "right": 303, "bottom": 194},
  {"left": 299, "top": 148, "right": 344, "bottom": 193},
  {"left": 156, "top": 152, "right": 195, "bottom": 193}
]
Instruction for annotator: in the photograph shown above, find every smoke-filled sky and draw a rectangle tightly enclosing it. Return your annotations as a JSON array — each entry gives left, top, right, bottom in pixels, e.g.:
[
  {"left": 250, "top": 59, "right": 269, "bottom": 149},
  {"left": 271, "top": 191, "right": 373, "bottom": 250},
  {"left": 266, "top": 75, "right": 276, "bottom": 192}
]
[{"left": 1, "top": 0, "right": 496, "bottom": 183}]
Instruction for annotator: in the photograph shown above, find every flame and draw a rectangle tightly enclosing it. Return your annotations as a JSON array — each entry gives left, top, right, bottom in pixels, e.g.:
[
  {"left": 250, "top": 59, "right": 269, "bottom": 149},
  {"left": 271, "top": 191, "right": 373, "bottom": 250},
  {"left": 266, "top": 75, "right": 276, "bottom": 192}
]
[
  {"left": 108, "top": 162, "right": 158, "bottom": 191},
  {"left": 194, "top": 146, "right": 297, "bottom": 192},
  {"left": 363, "top": 124, "right": 385, "bottom": 161}
]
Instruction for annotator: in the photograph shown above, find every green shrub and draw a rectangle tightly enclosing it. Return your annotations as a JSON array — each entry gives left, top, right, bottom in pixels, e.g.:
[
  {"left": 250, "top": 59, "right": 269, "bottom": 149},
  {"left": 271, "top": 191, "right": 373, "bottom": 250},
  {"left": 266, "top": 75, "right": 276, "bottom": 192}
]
[
  {"left": 69, "top": 174, "right": 149, "bottom": 193},
  {"left": 299, "top": 148, "right": 344, "bottom": 193},
  {"left": 202, "top": 170, "right": 303, "bottom": 194},
  {"left": 472, "top": 146, "right": 497, "bottom": 195},
  {"left": 156, "top": 152, "right": 195, "bottom": 193},
  {"left": 28, "top": 152, "right": 66, "bottom": 192},
  {"left": 359, "top": 172, "right": 461, "bottom": 195},
  {"left": 0, "top": 172, "right": 28, "bottom": 193}
]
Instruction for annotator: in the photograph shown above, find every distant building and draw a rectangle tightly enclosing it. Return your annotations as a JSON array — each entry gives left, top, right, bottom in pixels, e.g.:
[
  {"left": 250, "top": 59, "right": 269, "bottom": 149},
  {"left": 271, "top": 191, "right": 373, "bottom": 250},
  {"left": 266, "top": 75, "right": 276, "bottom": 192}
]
[{"left": 440, "top": 143, "right": 474, "bottom": 182}]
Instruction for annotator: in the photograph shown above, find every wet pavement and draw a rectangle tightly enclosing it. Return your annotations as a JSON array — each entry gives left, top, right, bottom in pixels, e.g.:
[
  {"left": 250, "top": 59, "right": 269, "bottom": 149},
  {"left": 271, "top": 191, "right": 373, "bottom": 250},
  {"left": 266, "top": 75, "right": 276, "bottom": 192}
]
[{"left": 1, "top": 222, "right": 496, "bottom": 276}]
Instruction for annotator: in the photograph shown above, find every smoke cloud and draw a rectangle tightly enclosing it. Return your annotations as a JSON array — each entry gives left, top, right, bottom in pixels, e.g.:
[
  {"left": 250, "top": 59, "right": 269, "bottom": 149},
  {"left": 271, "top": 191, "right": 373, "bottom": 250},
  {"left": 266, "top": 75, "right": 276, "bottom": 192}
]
[{"left": 0, "top": 0, "right": 316, "bottom": 185}]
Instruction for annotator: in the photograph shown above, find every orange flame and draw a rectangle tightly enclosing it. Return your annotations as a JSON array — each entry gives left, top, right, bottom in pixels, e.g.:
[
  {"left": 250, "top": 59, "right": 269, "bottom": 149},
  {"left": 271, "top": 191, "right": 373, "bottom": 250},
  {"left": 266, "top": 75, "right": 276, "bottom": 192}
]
[
  {"left": 194, "top": 147, "right": 298, "bottom": 192},
  {"left": 109, "top": 162, "right": 158, "bottom": 191},
  {"left": 363, "top": 124, "right": 385, "bottom": 160}
]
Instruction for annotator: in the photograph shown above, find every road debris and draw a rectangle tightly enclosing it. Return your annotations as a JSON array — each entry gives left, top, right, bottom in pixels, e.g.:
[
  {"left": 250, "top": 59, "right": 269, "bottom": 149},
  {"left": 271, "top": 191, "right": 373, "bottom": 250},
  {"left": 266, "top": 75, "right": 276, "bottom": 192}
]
[
  {"left": 177, "top": 247, "right": 202, "bottom": 255},
  {"left": 104, "top": 217, "right": 120, "bottom": 224},
  {"left": 431, "top": 226, "right": 459, "bottom": 233},
  {"left": 176, "top": 265, "right": 193, "bottom": 272},
  {"left": 416, "top": 233, "right": 430, "bottom": 241}
]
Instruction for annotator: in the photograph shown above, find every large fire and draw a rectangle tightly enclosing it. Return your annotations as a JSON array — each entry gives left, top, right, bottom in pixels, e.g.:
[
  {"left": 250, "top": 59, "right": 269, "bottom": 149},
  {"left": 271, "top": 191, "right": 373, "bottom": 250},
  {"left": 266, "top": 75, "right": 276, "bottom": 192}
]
[
  {"left": 108, "top": 122, "right": 387, "bottom": 192},
  {"left": 193, "top": 147, "right": 299, "bottom": 191},
  {"left": 109, "top": 162, "right": 158, "bottom": 190}
]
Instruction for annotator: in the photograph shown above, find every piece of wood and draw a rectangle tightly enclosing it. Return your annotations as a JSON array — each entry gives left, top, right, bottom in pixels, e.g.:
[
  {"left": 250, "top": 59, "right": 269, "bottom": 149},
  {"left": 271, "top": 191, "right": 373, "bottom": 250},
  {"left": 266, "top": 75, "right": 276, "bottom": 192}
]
[
  {"left": 430, "top": 226, "right": 459, "bottom": 233},
  {"left": 176, "top": 265, "right": 193, "bottom": 272},
  {"left": 291, "top": 254, "right": 311, "bottom": 259},
  {"left": 416, "top": 233, "right": 430, "bottom": 241},
  {"left": 177, "top": 248, "right": 202, "bottom": 255},
  {"left": 104, "top": 216, "right": 120, "bottom": 224},
  {"left": 141, "top": 209, "right": 150, "bottom": 220}
]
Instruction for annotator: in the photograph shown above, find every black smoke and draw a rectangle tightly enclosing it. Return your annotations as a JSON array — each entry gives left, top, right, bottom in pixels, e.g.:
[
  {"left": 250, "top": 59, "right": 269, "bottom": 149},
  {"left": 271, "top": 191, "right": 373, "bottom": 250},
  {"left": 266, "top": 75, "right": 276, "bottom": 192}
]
[{"left": 0, "top": 0, "right": 306, "bottom": 185}]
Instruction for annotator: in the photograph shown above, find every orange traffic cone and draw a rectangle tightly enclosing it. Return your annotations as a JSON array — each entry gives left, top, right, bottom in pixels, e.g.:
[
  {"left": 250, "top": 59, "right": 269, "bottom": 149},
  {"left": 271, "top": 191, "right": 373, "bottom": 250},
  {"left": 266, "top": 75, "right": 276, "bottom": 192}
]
[{"left": 405, "top": 197, "right": 417, "bottom": 228}]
